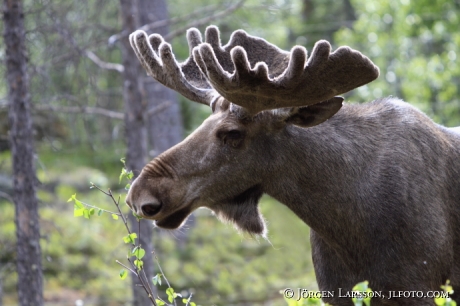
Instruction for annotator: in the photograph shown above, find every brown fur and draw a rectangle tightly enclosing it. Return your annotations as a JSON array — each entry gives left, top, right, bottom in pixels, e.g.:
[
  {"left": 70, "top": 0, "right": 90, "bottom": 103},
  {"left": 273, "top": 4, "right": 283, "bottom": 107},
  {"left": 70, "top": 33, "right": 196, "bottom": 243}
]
[{"left": 127, "top": 97, "right": 460, "bottom": 305}]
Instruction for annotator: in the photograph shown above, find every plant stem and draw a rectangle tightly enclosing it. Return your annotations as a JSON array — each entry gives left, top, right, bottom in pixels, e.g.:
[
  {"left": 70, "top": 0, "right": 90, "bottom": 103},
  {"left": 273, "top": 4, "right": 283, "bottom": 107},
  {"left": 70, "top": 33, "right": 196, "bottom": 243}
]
[{"left": 92, "top": 184, "right": 158, "bottom": 306}]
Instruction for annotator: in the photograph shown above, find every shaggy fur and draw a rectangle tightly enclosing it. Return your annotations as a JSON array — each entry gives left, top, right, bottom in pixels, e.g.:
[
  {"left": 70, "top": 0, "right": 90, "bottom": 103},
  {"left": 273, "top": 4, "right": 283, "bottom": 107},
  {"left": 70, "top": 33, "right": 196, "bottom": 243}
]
[{"left": 127, "top": 97, "right": 460, "bottom": 305}]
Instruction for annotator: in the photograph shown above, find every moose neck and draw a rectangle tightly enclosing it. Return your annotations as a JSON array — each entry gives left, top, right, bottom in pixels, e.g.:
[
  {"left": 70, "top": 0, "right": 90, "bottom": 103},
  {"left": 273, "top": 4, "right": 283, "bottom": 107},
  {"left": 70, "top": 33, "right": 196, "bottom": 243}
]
[{"left": 264, "top": 104, "right": 378, "bottom": 250}]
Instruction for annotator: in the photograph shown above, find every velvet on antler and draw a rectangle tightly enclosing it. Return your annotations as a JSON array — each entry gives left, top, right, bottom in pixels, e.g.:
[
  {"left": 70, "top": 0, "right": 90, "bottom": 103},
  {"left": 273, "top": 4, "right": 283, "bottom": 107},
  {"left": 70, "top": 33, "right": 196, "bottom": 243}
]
[
  {"left": 130, "top": 25, "right": 379, "bottom": 115},
  {"left": 129, "top": 29, "right": 219, "bottom": 106}
]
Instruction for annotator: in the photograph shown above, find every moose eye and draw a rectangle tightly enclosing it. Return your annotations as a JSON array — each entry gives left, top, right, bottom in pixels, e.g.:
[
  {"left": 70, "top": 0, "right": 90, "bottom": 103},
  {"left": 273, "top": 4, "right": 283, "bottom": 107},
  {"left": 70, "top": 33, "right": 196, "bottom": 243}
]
[
  {"left": 217, "top": 129, "right": 245, "bottom": 148},
  {"left": 226, "top": 130, "right": 243, "bottom": 139}
]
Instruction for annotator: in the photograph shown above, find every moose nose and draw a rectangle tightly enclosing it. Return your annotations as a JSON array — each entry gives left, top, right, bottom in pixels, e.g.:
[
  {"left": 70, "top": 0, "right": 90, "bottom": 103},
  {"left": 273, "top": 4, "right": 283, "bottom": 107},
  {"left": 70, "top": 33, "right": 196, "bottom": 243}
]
[{"left": 141, "top": 202, "right": 162, "bottom": 218}]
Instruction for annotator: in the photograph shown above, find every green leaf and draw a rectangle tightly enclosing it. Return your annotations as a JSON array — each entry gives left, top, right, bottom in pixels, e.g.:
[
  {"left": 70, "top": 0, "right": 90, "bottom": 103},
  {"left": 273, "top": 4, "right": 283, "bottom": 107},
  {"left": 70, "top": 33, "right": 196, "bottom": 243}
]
[
  {"left": 158, "top": 274, "right": 162, "bottom": 286},
  {"left": 125, "top": 183, "right": 131, "bottom": 190},
  {"left": 441, "top": 281, "right": 454, "bottom": 294},
  {"left": 119, "top": 269, "right": 128, "bottom": 280},
  {"left": 131, "top": 246, "right": 139, "bottom": 254},
  {"left": 190, "top": 302, "right": 196, "bottom": 306},
  {"left": 133, "top": 247, "right": 145, "bottom": 259},
  {"left": 119, "top": 168, "right": 126, "bottom": 183},
  {"left": 123, "top": 233, "right": 137, "bottom": 244},
  {"left": 74, "top": 199, "right": 84, "bottom": 209},
  {"left": 97, "top": 209, "right": 103, "bottom": 216},
  {"left": 166, "top": 287, "right": 174, "bottom": 295},
  {"left": 83, "top": 208, "right": 91, "bottom": 219},
  {"left": 74, "top": 208, "right": 84, "bottom": 217},
  {"left": 134, "top": 259, "right": 143, "bottom": 270},
  {"left": 155, "top": 299, "right": 165, "bottom": 306},
  {"left": 89, "top": 208, "right": 95, "bottom": 216},
  {"left": 152, "top": 273, "right": 162, "bottom": 286},
  {"left": 112, "top": 214, "right": 119, "bottom": 220},
  {"left": 435, "top": 297, "right": 446, "bottom": 305},
  {"left": 352, "top": 281, "right": 372, "bottom": 306},
  {"left": 166, "top": 287, "right": 175, "bottom": 303},
  {"left": 132, "top": 211, "right": 142, "bottom": 220},
  {"left": 119, "top": 166, "right": 134, "bottom": 183},
  {"left": 67, "top": 194, "right": 76, "bottom": 202}
]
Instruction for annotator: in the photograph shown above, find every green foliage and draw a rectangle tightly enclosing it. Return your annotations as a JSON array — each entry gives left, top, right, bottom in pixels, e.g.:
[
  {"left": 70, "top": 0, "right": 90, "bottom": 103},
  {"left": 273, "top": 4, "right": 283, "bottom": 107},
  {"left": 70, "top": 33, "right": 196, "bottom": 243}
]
[
  {"left": 119, "top": 269, "right": 128, "bottom": 280},
  {"left": 119, "top": 158, "right": 134, "bottom": 185},
  {"left": 124, "top": 232, "right": 138, "bottom": 244},
  {"left": 351, "top": 281, "right": 372, "bottom": 306},
  {"left": 64, "top": 161, "right": 200, "bottom": 306},
  {"left": 435, "top": 281, "right": 457, "bottom": 306},
  {"left": 166, "top": 287, "right": 181, "bottom": 303},
  {"left": 152, "top": 273, "right": 163, "bottom": 286},
  {"left": 335, "top": 0, "right": 460, "bottom": 126}
]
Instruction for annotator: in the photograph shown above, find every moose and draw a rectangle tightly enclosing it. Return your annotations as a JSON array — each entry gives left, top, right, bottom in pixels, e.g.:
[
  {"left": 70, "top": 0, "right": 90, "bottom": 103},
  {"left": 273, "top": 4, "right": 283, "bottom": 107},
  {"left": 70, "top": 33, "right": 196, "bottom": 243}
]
[{"left": 125, "top": 26, "right": 460, "bottom": 305}]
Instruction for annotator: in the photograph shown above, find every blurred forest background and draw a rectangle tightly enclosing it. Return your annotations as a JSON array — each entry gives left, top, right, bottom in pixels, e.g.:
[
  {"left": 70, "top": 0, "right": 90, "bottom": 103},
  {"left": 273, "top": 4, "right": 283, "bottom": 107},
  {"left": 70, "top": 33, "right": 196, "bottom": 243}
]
[{"left": 1, "top": 0, "right": 460, "bottom": 305}]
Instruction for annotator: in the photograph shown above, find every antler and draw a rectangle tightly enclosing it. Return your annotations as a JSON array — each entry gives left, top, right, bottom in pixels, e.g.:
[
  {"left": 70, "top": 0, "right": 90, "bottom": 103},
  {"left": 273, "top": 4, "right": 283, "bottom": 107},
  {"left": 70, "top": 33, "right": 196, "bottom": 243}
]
[
  {"left": 129, "top": 28, "right": 219, "bottom": 106},
  {"left": 130, "top": 26, "right": 379, "bottom": 115},
  {"left": 193, "top": 26, "right": 379, "bottom": 115}
]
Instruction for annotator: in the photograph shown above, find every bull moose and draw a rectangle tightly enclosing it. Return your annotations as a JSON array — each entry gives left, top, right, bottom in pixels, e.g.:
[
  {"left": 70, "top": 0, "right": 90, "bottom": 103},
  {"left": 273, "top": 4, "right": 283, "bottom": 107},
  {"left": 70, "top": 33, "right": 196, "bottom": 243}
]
[{"left": 125, "top": 26, "right": 460, "bottom": 305}]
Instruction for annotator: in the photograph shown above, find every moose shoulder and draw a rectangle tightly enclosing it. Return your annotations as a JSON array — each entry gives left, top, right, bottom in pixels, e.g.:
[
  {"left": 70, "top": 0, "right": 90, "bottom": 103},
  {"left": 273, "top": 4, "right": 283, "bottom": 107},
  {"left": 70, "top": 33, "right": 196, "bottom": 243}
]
[{"left": 125, "top": 26, "right": 460, "bottom": 305}]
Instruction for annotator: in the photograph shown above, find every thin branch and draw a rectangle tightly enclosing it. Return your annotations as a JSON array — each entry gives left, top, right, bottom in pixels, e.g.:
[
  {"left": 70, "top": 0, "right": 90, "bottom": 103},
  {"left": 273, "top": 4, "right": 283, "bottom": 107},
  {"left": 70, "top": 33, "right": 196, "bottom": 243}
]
[
  {"left": 17, "top": 100, "right": 170, "bottom": 119},
  {"left": 33, "top": 104, "right": 125, "bottom": 120},
  {"left": 84, "top": 50, "right": 124, "bottom": 73},
  {"left": 108, "top": 30, "right": 129, "bottom": 46},
  {"left": 108, "top": 0, "right": 245, "bottom": 44},
  {"left": 164, "top": 0, "right": 246, "bottom": 41},
  {"left": 108, "top": 5, "right": 219, "bottom": 45},
  {"left": 184, "top": 293, "right": 193, "bottom": 306},
  {"left": 0, "top": 191, "right": 13, "bottom": 203},
  {"left": 147, "top": 101, "right": 171, "bottom": 116},
  {"left": 78, "top": 199, "right": 119, "bottom": 216},
  {"left": 137, "top": 221, "right": 156, "bottom": 303},
  {"left": 116, "top": 260, "right": 137, "bottom": 274},
  {"left": 137, "top": 4, "right": 219, "bottom": 33},
  {"left": 92, "top": 184, "right": 158, "bottom": 306},
  {"left": 153, "top": 250, "right": 173, "bottom": 290},
  {"left": 127, "top": 257, "right": 157, "bottom": 305}
]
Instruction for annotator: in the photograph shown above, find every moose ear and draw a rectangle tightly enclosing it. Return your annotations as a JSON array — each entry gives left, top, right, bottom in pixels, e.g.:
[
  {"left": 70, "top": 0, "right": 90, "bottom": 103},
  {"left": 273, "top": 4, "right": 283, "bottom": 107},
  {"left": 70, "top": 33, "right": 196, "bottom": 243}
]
[{"left": 285, "top": 96, "right": 344, "bottom": 128}]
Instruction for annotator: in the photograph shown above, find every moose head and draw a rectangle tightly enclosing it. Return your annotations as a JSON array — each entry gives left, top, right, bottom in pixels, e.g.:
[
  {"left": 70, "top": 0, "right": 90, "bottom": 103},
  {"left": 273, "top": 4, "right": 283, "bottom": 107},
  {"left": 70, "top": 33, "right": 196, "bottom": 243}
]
[{"left": 126, "top": 26, "right": 378, "bottom": 235}]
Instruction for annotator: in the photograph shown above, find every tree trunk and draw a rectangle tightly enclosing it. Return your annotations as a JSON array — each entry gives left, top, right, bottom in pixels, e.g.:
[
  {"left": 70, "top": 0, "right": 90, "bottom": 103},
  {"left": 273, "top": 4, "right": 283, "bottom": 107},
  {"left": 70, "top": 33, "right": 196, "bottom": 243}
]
[
  {"left": 3, "top": 0, "right": 44, "bottom": 305},
  {"left": 119, "top": 0, "right": 156, "bottom": 305},
  {"left": 0, "top": 275, "right": 3, "bottom": 306},
  {"left": 138, "top": 0, "right": 184, "bottom": 157},
  {"left": 343, "top": 0, "right": 356, "bottom": 25},
  {"left": 139, "top": 0, "right": 193, "bottom": 249}
]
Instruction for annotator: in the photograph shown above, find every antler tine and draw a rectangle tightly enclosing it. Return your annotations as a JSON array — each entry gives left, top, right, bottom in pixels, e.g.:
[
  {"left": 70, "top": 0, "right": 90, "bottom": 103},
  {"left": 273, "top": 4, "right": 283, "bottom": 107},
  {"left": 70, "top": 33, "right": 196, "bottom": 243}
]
[
  {"left": 193, "top": 26, "right": 380, "bottom": 115},
  {"left": 129, "top": 30, "right": 219, "bottom": 106}
]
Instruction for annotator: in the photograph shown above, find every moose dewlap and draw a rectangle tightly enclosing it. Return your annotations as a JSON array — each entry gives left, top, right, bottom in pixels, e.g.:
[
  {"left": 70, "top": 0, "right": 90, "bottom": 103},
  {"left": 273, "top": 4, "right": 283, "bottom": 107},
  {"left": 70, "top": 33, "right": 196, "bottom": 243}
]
[{"left": 125, "top": 25, "right": 460, "bottom": 305}]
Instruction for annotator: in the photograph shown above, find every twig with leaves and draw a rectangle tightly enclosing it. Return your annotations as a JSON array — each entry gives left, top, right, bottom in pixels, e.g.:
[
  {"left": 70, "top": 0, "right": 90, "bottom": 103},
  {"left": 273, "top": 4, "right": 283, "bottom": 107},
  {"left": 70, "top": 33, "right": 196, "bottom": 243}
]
[{"left": 67, "top": 159, "right": 198, "bottom": 306}]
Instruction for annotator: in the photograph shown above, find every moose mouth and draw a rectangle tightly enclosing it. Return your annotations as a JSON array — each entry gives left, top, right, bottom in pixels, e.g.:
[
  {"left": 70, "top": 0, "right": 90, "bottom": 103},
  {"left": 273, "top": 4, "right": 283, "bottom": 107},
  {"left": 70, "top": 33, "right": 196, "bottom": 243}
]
[{"left": 154, "top": 206, "right": 193, "bottom": 229}]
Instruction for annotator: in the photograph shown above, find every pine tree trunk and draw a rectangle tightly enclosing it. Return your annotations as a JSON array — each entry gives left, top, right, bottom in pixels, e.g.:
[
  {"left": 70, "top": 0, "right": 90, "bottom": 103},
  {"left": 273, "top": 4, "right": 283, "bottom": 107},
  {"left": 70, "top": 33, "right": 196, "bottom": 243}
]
[
  {"left": 138, "top": 0, "right": 184, "bottom": 157},
  {"left": 3, "top": 0, "right": 44, "bottom": 305},
  {"left": 139, "top": 0, "right": 193, "bottom": 249},
  {"left": 119, "top": 0, "right": 156, "bottom": 304}
]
